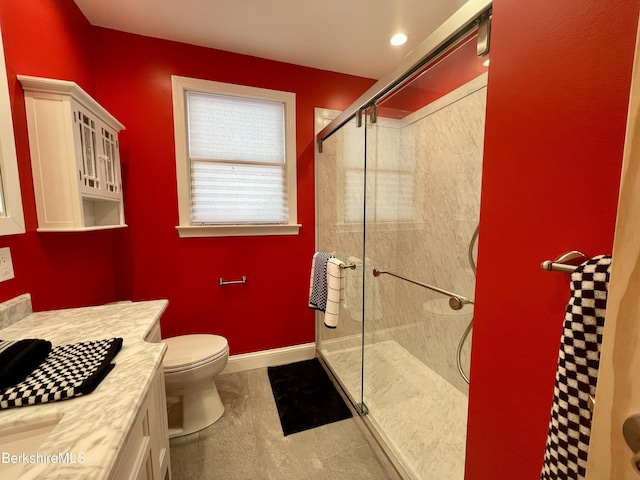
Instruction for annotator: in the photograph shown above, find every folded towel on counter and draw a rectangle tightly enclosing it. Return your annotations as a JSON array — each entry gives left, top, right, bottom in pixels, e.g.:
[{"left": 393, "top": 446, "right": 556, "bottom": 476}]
[
  {"left": 324, "top": 258, "right": 346, "bottom": 328},
  {"left": 0, "top": 339, "right": 52, "bottom": 390},
  {"left": 0, "top": 337, "right": 123, "bottom": 410},
  {"left": 309, "top": 252, "right": 334, "bottom": 312}
]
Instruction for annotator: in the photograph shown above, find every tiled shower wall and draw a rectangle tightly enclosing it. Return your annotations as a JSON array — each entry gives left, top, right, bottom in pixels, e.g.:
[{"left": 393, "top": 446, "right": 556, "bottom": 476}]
[{"left": 317, "top": 73, "right": 487, "bottom": 395}]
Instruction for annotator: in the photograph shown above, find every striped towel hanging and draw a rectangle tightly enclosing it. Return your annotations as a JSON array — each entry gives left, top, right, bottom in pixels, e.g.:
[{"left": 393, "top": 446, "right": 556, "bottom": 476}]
[
  {"left": 540, "top": 255, "right": 612, "bottom": 480},
  {"left": 323, "top": 258, "right": 346, "bottom": 328}
]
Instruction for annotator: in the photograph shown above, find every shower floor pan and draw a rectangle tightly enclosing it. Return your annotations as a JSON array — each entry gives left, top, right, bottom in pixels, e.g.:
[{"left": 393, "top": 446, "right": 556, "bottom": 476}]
[{"left": 322, "top": 340, "right": 468, "bottom": 480}]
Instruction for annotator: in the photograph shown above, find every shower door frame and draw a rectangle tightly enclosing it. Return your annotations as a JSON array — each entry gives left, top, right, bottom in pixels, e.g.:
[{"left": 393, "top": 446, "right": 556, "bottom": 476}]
[{"left": 314, "top": 107, "right": 411, "bottom": 478}]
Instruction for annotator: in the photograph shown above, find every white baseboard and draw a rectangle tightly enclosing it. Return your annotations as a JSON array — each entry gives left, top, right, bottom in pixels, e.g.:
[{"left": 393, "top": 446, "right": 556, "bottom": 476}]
[{"left": 221, "top": 342, "right": 317, "bottom": 374}]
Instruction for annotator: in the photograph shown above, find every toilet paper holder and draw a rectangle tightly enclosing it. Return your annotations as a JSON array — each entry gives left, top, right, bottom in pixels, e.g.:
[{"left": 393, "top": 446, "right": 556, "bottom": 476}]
[{"left": 623, "top": 414, "right": 640, "bottom": 475}]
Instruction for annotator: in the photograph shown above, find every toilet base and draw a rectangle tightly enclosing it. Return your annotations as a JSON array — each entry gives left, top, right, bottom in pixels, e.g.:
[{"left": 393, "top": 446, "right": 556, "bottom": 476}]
[{"left": 167, "top": 382, "right": 224, "bottom": 438}]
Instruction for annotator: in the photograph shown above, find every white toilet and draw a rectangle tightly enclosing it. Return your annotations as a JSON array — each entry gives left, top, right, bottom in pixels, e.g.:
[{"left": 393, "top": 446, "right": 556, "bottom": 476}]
[{"left": 163, "top": 334, "right": 229, "bottom": 438}]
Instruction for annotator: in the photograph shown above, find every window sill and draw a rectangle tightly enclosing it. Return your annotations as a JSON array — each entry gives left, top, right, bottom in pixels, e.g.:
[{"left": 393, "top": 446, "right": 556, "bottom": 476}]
[
  {"left": 176, "top": 224, "right": 302, "bottom": 238},
  {"left": 333, "top": 221, "right": 426, "bottom": 234}
]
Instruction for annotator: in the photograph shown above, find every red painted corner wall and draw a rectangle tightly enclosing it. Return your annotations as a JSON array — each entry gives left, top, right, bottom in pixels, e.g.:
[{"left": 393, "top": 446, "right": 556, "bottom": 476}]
[
  {"left": 0, "top": 0, "right": 128, "bottom": 311},
  {"left": 91, "top": 28, "right": 375, "bottom": 355},
  {"left": 466, "top": 1, "right": 640, "bottom": 478}
]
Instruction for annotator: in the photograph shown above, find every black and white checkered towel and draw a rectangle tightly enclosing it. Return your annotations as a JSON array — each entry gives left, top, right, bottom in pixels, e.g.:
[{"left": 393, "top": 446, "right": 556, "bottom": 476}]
[
  {"left": 308, "top": 252, "right": 334, "bottom": 312},
  {"left": 0, "top": 337, "right": 123, "bottom": 410},
  {"left": 541, "top": 255, "right": 612, "bottom": 480}
]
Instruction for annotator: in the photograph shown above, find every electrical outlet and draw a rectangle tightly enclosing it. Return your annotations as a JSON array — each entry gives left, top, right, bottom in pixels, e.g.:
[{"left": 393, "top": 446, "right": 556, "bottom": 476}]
[{"left": 0, "top": 247, "right": 15, "bottom": 282}]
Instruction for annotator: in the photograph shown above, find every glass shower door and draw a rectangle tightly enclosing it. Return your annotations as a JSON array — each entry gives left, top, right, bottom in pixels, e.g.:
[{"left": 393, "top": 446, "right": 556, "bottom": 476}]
[
  {"left": 361, "top": 36, "right": 487, "bottom": 479},
  {"left": 316, "top": 115, "right": 367, "bottom": 411}
]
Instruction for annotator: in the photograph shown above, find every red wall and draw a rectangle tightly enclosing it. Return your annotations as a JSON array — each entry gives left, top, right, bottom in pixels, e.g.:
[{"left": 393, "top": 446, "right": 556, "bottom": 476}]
[
  {"left": 91, "top": 28, "right": 375, "bottom": 354},
  {"left": 379, "top": 34, "right": 489, "bottom": 119},
  {"left": 0, "top": 0, "right": 127, "bottom": 311},
  {"left": 466, "top": 1, "right": 639, "bottom": 478}
]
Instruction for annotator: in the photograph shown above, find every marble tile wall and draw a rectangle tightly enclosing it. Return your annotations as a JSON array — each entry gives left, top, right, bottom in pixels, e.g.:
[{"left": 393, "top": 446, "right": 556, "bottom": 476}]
[
  {"left": 369, "top": 79, "right": 486, "bottom": 393},
  {"left": 0, "top": 293, "right": 32, "bottom": 331}
]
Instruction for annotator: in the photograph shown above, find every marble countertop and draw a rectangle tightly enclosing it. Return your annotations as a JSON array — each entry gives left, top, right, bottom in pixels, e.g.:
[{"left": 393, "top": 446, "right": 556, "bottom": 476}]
[{"left": 0, "top": 300, "right": 168, "bottom": 480}]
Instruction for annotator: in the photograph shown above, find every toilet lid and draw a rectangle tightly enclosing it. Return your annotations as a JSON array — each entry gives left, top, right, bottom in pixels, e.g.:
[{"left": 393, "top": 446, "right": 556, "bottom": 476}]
[{"left": 163, "top": 334, "right": 228, "bottom": 371}]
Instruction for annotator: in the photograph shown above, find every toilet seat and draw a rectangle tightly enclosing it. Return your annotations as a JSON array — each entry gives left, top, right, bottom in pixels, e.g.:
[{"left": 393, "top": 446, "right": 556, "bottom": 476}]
[{"left": 164, "top": 334, "right": 229, "bottom": 373}]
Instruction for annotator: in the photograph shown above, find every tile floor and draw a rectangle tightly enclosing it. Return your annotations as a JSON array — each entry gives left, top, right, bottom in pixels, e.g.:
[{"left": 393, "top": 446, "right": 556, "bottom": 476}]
[{"left": 169, "top": 367, "right": 394, "bottom": 480}]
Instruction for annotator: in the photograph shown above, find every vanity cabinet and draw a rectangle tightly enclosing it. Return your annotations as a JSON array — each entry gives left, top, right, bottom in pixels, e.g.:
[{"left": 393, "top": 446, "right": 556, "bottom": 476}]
[
  {"left": 112, "top": 320, "right": 171, "bottom": 480},
  {"left": 18, "top": 75, "right": 126, "bottom": 231},
  {"left": 111, "top": 368, "right": 171, "bottom": 480}
]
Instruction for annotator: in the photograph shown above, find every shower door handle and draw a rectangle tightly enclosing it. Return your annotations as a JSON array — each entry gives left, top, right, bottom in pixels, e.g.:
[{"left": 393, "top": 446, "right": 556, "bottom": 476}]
[{"left": 623, "top": 414, "right": 640, "bottom": 475}]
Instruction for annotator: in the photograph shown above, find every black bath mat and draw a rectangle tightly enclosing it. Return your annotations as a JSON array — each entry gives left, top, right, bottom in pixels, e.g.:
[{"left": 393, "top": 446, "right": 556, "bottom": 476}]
[{"left": 267, "top": 358, "right": 352, "bottom": 436}]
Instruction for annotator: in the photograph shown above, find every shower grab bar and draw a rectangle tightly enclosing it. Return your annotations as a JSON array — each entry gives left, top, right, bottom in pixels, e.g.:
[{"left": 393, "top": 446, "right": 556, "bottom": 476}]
[
  {"left": 372, "top": 268, "right": 474, "bottom": 311},
  {"left": 540, "top": 251, "right": 589, "bottom": 274},
  {"left": 339, "top": 262, "right": 356, "bottom": 270},
  {"left": 219, "top": 276, "right": 247, "bottom": 286}
]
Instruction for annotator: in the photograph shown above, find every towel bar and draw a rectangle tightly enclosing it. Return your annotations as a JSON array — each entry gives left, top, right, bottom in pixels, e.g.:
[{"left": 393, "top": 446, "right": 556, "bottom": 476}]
[
  {"left": 540, "top": 251, "right": 589, "bottom": 274},
  {"left": 339, "top": 262, "right": 356, "bottom": 270},
  {"left": 219, "top": 276, "right": 247, "bottom": 286}
]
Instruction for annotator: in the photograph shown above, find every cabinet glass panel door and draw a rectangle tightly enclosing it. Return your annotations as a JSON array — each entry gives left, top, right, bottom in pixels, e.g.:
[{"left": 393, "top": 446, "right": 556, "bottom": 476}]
[
  {"left": 75, "top": 103, "right": 101, "bottom": 197},
  {"left": 101, "top": 125, "right": 120, "bottom": 198}
]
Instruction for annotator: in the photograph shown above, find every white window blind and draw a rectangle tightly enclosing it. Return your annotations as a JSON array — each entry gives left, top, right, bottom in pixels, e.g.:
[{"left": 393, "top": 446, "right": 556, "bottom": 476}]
[
  {"left": 375, "top": 171, "right": 414, "bottom": 222},
  {"left": 187, "top": 91, "right": 289, "bottom": 224},
  {"left": 344, "top": 170, "right": 414, "bottom": 223}
]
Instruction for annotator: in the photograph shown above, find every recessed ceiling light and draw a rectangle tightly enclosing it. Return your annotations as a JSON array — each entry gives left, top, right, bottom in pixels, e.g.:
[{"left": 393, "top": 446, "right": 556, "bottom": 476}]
[{"left": 390, "top": 33, "right": 408, "bottom": 46}]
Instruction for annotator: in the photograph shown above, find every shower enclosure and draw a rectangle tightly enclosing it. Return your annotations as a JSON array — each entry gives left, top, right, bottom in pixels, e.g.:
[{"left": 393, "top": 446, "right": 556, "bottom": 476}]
[{"left": 314, "top": 2, "right": 491, "bottom": 478}]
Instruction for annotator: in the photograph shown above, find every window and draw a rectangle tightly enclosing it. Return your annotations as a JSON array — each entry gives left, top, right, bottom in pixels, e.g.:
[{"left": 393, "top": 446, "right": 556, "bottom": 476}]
[
  {"left": 356, "top": 122, "right": 416, "bottom": 224},
  {"left": 0, "top": 22, "right": 25, "bottom": 236},
  {"left": 172, "top": 76, "right": 299, "bottom": 237},
  {"left": 341, "top": 119, "right": 415, "bottom": 225}
]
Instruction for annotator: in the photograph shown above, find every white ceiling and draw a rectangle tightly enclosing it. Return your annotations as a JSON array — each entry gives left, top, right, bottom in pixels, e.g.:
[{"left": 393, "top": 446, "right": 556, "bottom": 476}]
[{"left": 73, "top": 0, "right": 467, "bottom": 80}]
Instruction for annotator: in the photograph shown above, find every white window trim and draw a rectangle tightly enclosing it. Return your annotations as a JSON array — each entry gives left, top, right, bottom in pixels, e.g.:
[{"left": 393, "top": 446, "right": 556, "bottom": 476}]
[
  {"left": 172, "top": 75, "right": 300, "bottom": 238},
  {"left": 0, "top": 23, "right": 25, "bottom": 236}
]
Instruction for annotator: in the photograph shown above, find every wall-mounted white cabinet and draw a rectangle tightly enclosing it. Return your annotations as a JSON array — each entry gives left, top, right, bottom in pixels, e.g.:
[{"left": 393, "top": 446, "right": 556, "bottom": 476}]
[{"left": 18, "top": 75, "right": 127, "bottom": 231}]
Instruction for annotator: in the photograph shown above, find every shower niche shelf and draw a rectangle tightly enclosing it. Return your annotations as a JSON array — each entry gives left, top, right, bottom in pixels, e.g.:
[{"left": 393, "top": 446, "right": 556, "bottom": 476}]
[{"left": 18, "top": 75, "right": 127, "bottom": 232}]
